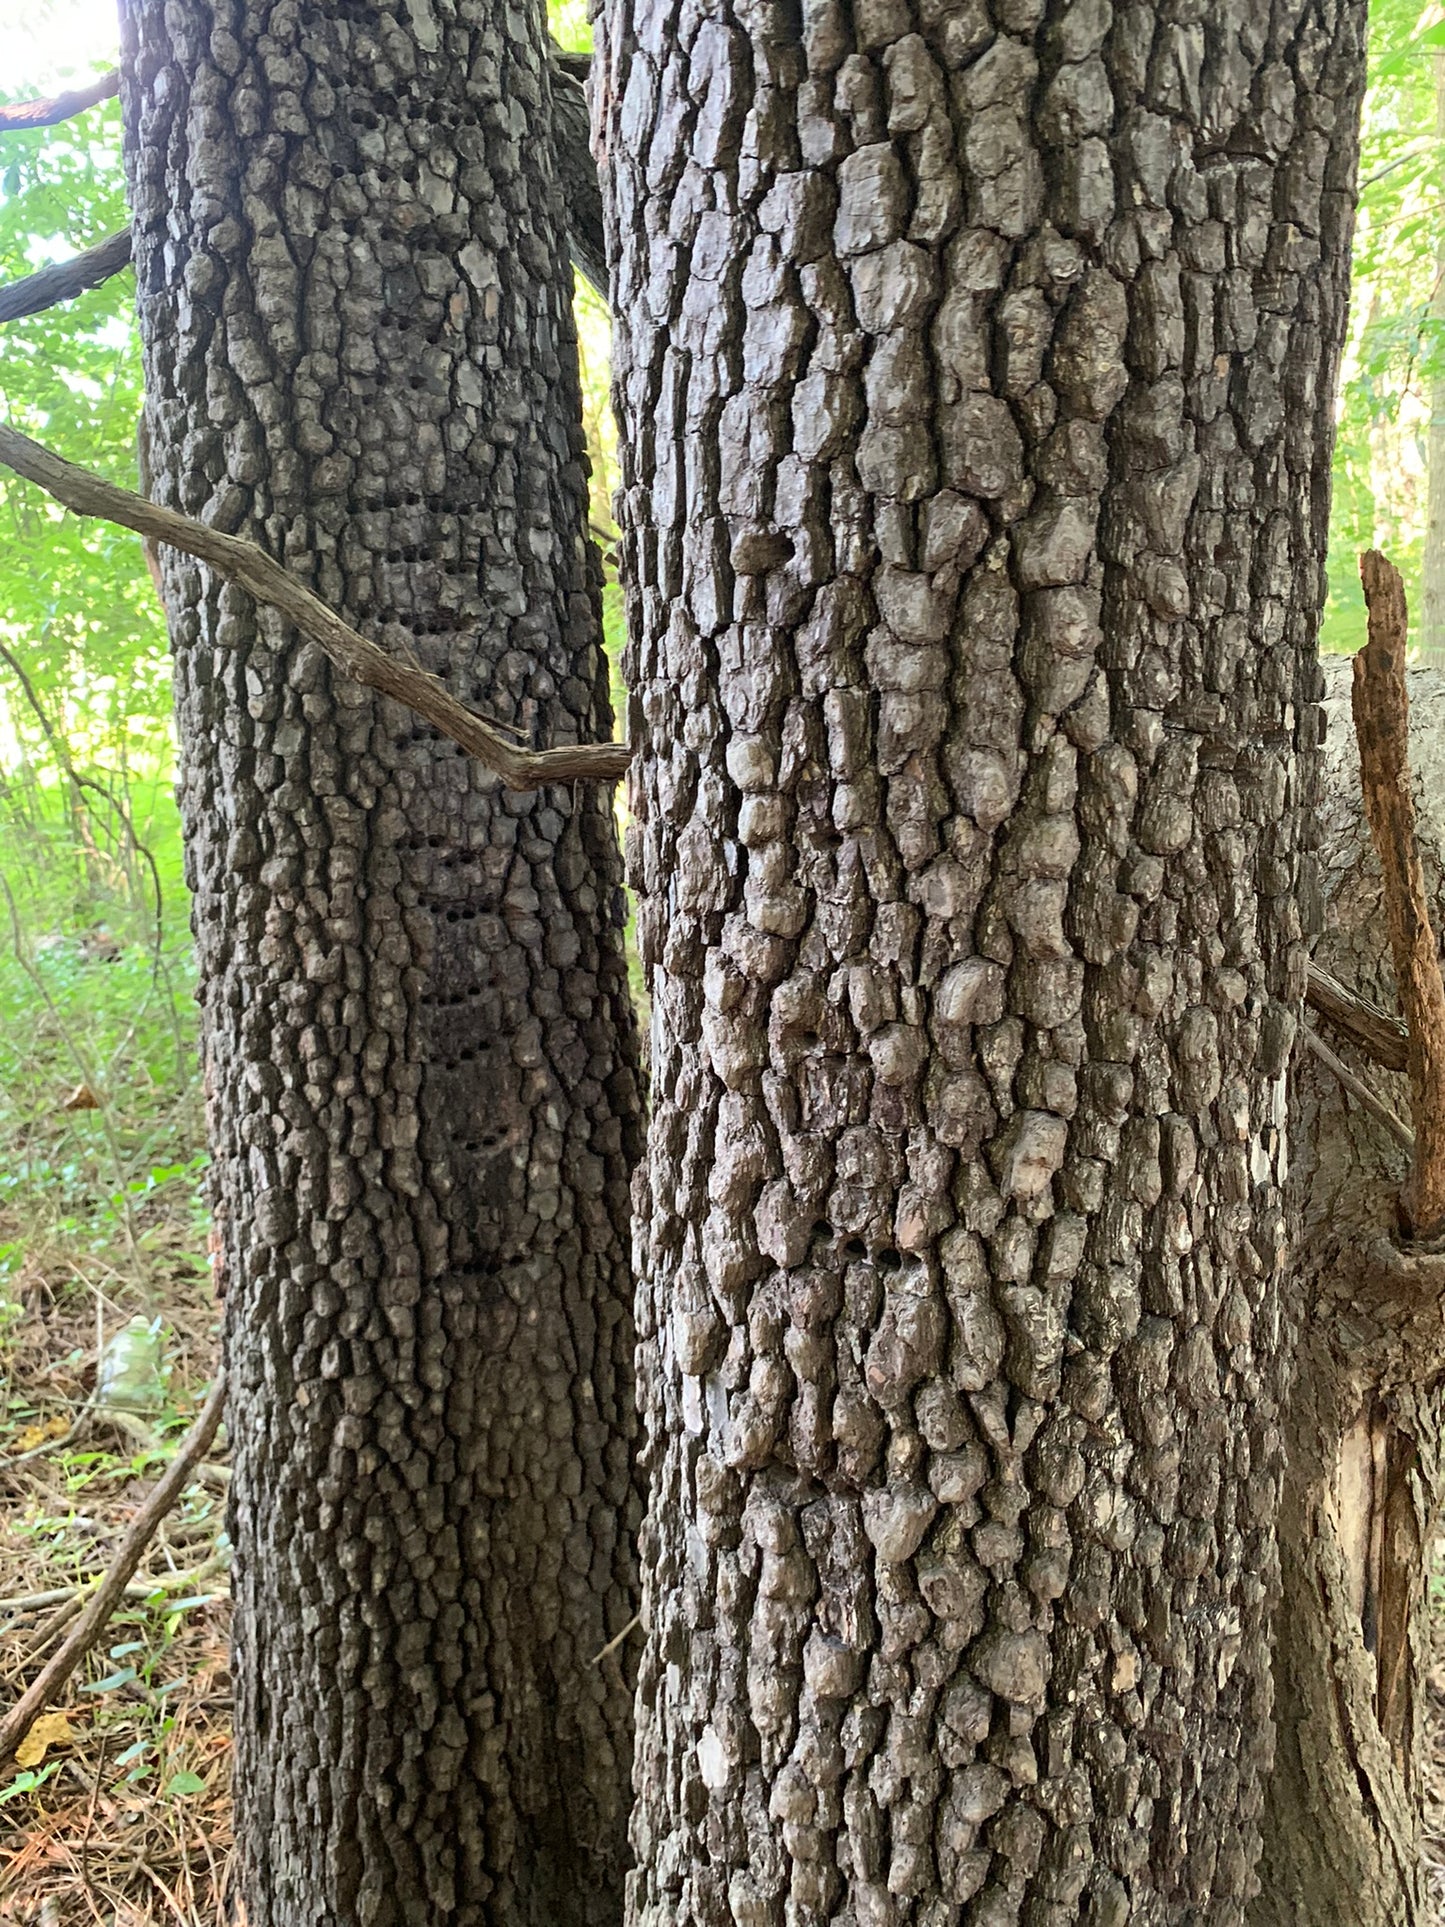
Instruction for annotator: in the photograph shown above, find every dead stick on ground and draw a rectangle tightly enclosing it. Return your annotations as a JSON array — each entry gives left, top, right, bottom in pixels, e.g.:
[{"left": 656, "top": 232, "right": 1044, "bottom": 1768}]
[
  {"left": 0, "top": 1371, "right": 227, "bottom": 1772},
  {"left": 0, "top": 422, "right": 631, "bottom": 792},
  {"left": 1301, "top": 1025, "right": 1415, "bottom": 1152},
  {"left": 1353, "top": 550, "right": 1445, "bottom": 1236}
]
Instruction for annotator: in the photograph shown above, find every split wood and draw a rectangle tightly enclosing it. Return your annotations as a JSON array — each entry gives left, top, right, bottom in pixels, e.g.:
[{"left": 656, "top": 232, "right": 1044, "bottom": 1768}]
[
  {"left": 0, "top": 72, "right": 118, "bottom": 132},
  {"left": 1353, "top": 550, "right": 1445, "bottom": 1237},
  {"left": 0, "top": 1371, "right": 227, "bottom": 1773},
  {"left": 0, "top": 423, "right": 631, "bottom": 791},
  {"left": 0, "top": 229, "right": 131, "bottom": 326},
  {"left": 1305, "top": 959, "right": 1410, "bottom": 1073}
]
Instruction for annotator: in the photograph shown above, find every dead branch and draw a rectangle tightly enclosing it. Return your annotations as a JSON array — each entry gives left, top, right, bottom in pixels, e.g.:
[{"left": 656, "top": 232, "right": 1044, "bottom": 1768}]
[
  {"left": 1353, "top": 550, "right": 1445, "bottom": 1236},
  {"left": 0, "top": 422, "right": 631, "bottom": 790},
  {"left": 0, "top": 1372, "right": 227, "bottom": 1772},
  {"left": 0, "top": 71, "right": 118, "bottom": 132},
  {"left": 0, "top": 1552, "right": 228, "bottom": 1621},
  {"left": 1301, "top": 1025, "right": 1415, "bottom": 1152},
  {"left": 0, "top": 228, "right": 131, "bottom": 326},
  {"left": 1306, "top": 960, "right": 1410, "bottom": 1073},
  {"left": 591, "top": 1612, "right": 642, "bottom": 1665}
]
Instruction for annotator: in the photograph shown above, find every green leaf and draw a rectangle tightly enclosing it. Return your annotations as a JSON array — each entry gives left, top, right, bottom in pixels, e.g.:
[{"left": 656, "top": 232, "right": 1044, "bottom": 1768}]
[
  {"left": 81, "top": 1666, "right": 137, "bottom": 1692},
  {"left": 0, "top": 1761, "right": 60, "bottom": 1803},
  {"left": 165, "top": 1770, "right": 207, "bottom": 1796}
]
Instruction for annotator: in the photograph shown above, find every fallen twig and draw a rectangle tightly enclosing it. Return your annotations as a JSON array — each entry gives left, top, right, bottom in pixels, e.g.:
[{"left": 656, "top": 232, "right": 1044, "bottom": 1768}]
[
  {"left": 0, "top": 229, "right": 131, "bottom": 326},
  {"left": 0, "top": 1552, "right": 229, "bottom": 1621},
  {"left": 0, "top": 1395, "right": 98, "bottom": 1476},
  {"left": 1353, "top": 550, "right": 1445, "bottom": 1236},
  {"left": 0, "top": 1372, "right": 227, "bottom": 1771},
  {"left": 0, "top": 423, "right": 631, "bottom": 791}
]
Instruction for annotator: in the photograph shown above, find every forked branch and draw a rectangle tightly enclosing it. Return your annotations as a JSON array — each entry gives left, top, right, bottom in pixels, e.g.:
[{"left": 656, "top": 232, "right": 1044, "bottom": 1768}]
[
  {"left": 0, "top": 422, "right": 631, "bottom": 790},
  {"left": 1352, "top": 550, "right": 1445, "bottom": 1237}
]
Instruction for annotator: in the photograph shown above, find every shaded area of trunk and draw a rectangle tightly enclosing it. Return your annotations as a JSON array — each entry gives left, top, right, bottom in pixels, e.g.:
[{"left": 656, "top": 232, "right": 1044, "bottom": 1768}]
[
  {"left": 118, "top": 2, "right": 642, "bottom": 1920},
  {"left": 1257, "top": 662, "right": 1445, "bottom": 1927},
  {"left": 602, "top": 0, "right": 1365, "bottom": 1917}
]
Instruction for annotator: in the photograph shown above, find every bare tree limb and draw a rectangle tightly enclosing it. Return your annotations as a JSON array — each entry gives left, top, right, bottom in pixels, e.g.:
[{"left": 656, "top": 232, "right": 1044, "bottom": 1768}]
[
  {"left": 0, "top": 228, "right": 131, "bottom": 326},
  {"left": 0, "top": 71, "right": 118, "bottom": 132},
  {"left": 1306, "top": 960, "right": 1410, "bottom": 1074},
  {"left": 1301, "top": 1025, "right": 1415, "bottom": 1152},
  {"left": 0, "top": 421, "right": 631, "bottom": 790},
  {"left": 0, "top": 1372, "right": 227, "bottom": 1772},
  {"left": 1353, "top": 549, "right": 1445, "bottom": 1236}
]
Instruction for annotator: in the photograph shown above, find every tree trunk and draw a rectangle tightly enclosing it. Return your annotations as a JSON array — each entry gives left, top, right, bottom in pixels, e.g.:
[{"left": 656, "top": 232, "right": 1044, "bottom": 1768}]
[
  {"left": 602, "top": 0, "right": 1365, "bottom": 1917},
  {"left": 118, "top": 5, "right": 643, "bottom": 1922},
  {"left": 1254, "top": 661, "right": 1445, "bottom": 1927}
]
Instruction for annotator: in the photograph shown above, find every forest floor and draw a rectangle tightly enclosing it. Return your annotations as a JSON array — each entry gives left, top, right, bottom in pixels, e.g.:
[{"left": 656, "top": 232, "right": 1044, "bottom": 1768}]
[{"left": 0, "top": 1185, "right": 230, "bottom": 1925}]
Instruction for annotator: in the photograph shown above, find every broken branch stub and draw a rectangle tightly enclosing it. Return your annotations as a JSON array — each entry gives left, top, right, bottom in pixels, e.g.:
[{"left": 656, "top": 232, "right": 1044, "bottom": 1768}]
[
  {"left": 1306, "top": 959, "right": 1410, "bottom": 1073},
  {"left": 0, "top": 423, "right": 630, "bottom": 791},
  {"left": 1352, "top": 550, "right": 1445, "bottom": 1238}
]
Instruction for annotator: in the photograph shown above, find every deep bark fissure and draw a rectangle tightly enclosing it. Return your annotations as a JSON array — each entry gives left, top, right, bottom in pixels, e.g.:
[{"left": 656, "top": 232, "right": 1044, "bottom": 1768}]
[{"left": 118, "top": 2, "right": 642, "bottom": 1921}]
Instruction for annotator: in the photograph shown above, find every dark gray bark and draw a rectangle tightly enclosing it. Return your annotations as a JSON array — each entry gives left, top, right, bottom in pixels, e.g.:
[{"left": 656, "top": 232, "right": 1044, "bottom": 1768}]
[
  {"left": 118, "top": 3, "right": 642, "bottom": 1922},
  {"left": 1255, "top": 662, "right": 1445, "bottom": 1927},
  {"left": 602, "top": 0, "right": 1364, "bottom": 1919}
]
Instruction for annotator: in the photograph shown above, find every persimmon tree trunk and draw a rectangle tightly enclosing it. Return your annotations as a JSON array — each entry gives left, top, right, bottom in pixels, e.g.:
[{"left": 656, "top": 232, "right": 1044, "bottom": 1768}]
[
  {"left": 1255, "top": 660, "right": 1445, "bottom": 1927},
  {"left": 118, "top": 3, "right": 643, "bottom": 1921},
  {"left": 601, "top": 0, "right": 1365, "bottom": 1916}
]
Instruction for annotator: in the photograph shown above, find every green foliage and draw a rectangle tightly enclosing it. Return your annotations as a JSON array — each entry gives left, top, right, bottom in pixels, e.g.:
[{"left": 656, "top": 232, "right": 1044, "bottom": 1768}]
[
  {"left": 0, "top": 89, "right": 165, "bottom": 737},
  {"left": 1322, "top": 0, "right": 1445, "bottom": 652},
  {"left": 0, "top": 65, "right": 200, "bottom": 1321}
]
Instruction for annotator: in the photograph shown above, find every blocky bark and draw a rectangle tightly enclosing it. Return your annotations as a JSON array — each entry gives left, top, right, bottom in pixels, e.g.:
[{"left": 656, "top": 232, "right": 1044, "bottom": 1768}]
[
  {"left": 601, "top": 0, "right": 1366, "bottom": 1917},
  {"left": 118, "top": 3, "right": 643, "bottom": 1921}
]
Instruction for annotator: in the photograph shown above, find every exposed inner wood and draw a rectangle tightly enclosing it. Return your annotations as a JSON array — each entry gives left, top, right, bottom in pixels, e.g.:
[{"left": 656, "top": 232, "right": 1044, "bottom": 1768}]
[
  {"left": 1352, "top": 550, "right": 1445, "bottom": 1236},
  {"left": 1307, "top": 959, "right": 1410, "bottom": 1073}
]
